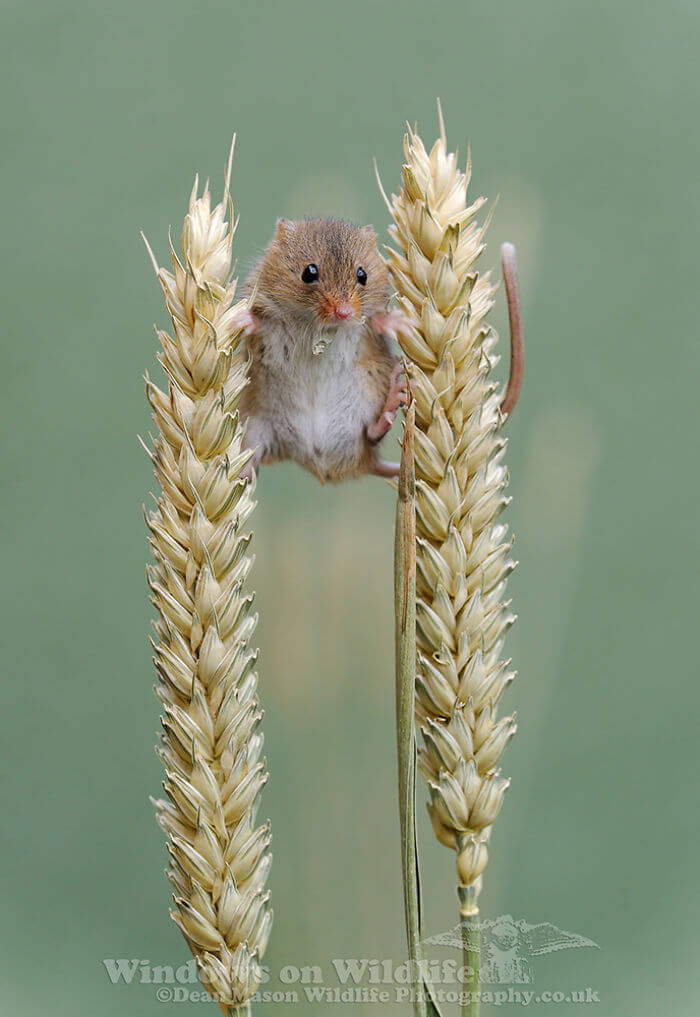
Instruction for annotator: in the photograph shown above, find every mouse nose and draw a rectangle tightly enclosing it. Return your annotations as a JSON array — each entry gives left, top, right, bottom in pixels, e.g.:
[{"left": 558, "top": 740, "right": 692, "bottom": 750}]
[{"left": 331, "top": 302, "right": 353, "bottom": 321}]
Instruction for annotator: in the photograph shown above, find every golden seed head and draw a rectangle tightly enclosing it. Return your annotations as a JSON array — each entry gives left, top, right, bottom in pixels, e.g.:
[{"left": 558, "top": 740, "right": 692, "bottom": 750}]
[
  {"left": 144, "top": 144, "right": 271, "bottom": 1008},
  {"left": 385, "top": 114, "right": 517, "bottom": 893}
]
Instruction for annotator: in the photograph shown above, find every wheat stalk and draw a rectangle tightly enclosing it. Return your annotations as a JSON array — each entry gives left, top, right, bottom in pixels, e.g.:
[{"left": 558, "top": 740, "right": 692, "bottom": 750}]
[
  {"left": 383, "top": 109, "right": 520, "bottom": 1014},
  {"left": 142, "top": 141, "right": 272, "bottom": 1017}
]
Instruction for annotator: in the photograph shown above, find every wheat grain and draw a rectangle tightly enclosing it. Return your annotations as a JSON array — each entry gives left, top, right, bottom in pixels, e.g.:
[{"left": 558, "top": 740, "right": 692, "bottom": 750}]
[
  {"left": 384, "top": 112, "right": 517, "bottom": 911},
  {"left": 143, "top": 141, "right": 272, "bottom": 1016}
]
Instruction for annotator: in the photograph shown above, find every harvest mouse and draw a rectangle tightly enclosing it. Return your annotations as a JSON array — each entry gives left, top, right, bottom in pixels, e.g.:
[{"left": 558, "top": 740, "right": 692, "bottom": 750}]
[{"left": 233, "top": 218, "right": 410, "bottom": 483}]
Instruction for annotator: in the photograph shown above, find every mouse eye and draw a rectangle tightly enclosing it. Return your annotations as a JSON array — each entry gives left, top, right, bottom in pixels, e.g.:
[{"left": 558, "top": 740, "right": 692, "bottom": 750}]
[
  {"left": 301, "top": 264, "right": 319, "bottom": 284},
  {"left": 356, "top": 267, "right": 367, "bottom": 286}
]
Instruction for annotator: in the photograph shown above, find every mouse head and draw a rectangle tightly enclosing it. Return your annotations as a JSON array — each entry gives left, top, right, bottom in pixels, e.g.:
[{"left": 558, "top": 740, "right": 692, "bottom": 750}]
[{"left": 257, "top": 218, "right": 388, "bottom": 328}]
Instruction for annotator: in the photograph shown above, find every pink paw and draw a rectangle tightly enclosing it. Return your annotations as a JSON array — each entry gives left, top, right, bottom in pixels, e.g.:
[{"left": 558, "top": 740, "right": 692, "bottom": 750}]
[
  {"left": 367, "top": 363, "right": 410, "bottom": 443},
  {"left": 231, "top": 304, "right": 258, "bottom": 337},
  {"left": 369, "top": 310, "right": 413, "bottom": 342},
  {"left": 385, "top": 361, "right": 410, "bottom": 414}
]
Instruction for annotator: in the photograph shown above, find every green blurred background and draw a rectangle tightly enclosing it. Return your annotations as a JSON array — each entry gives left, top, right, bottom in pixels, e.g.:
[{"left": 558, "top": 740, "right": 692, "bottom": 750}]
[{"left": 1, "top": 1, "right": 697, "bottom": 1014}]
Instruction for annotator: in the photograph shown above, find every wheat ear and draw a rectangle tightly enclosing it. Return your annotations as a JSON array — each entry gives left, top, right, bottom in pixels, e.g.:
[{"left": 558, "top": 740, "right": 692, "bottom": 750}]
[
  {"left": 143, "top": 141, "right": 272, "bottom": 1017},
  {"left": 384, "top": 112, "right": 518, "bottom": 1009}
]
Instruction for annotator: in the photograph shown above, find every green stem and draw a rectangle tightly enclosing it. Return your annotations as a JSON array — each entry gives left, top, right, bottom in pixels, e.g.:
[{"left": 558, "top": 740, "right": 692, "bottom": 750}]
[
  {"left": 458, "top": 885, "right": 480, "bottom": 1017},
  {"left": 226, "top": 1004, "right": 251, "bottom": 1017},
  {"left": 394, "top": 406, "right": 425, "bottom": 1017}
]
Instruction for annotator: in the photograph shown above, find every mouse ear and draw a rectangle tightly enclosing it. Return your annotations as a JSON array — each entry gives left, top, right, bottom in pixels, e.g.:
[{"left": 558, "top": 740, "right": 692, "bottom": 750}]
[
  {"left": 361, "top": 224, "right": 377, "bottom": 241},
  {"left": 275, "top": 218, "right": 296, "bottom": 240}
]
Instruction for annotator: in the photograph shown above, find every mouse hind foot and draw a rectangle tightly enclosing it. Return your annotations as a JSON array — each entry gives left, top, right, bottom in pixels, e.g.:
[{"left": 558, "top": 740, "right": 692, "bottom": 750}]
[
  {"left": 367, "top": 458, "right": 400, "bottom": 479},
  {"left": 366, "top": 363, "right": 409, "bottom": 444}
]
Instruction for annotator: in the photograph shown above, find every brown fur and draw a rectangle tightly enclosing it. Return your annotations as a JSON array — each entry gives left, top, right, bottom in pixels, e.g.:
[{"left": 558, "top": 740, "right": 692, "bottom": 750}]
[
  {"left": 239, "top": 219, "right": 405, "bottom": 483},
  {"left": 245, "top": 217, "right": 389, "bottom": 325}
]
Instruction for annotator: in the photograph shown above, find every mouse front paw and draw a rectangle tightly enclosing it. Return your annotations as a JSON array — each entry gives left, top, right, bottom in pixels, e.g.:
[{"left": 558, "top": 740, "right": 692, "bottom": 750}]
[
  {"left": 369, "top": 309, "right": 413, "bottom": 343},
  {"left": 230, "top": 303, "right": 259, "bottom": 337}
]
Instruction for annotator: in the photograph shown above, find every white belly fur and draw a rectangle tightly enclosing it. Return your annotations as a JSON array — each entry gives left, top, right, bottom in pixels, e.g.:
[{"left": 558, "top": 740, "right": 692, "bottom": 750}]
[{"left": 249, "top": 319, "right": 376, "bottom": 473}]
